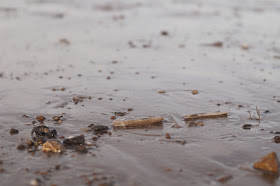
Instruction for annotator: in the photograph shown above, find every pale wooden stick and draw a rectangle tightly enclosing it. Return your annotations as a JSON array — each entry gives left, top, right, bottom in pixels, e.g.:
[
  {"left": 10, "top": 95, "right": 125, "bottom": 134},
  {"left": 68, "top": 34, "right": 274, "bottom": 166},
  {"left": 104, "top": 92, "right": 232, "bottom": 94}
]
[
  {"left": 184, "top": 112, "right": 228, "bottom": 121},
  {"left": 170, "top": 115, "right": 181, "bottom": 128},
  {"left": 113, "top": 117, "right": 164, "bottom": 128}
]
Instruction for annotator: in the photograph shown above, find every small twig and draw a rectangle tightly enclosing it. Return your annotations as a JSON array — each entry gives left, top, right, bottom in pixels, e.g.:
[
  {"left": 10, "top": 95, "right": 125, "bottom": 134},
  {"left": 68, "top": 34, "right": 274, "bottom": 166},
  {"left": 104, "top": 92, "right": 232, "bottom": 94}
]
[
  {"left": 256, "top": 106, "right": 261, "bottom": 120},
  {"left": 170, "top": 115, "right": 182, "bottom": 128},
  {"left": 159, "top": 139, "right": 187, "bottom": 145},
  {"left": 129, "top": 132, "right": 162, "bottom": 137},
  {"left": 248, "top": 110, "right": 253, "bottom": 120},
  {"left": 184, "top": 112, "right": 228, "bottom": 121},
  {"left": 113, "top": 117, "right": 164, "bottom": 128}
]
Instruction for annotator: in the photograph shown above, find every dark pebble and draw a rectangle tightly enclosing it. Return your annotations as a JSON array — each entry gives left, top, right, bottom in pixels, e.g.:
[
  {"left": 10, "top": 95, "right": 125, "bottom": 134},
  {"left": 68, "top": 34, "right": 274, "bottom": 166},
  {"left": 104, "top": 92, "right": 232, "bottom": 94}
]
[
  {"left": 17, "top": 144, "right": 26, "bottom": 150},
  {"left": 161, "top": 31, "right": 169, "bottom": 36},
  {"left": 274, "top": 136, "right": 280, "bottom": 143},
  {"left": 114, "top": 112, "right": 126, "bottom": 116},
  {"left": 75, "top": 145, "right": 88, "bottom": 153},
  {"left": 242, "top": 124, "right": 252, "bottom": 130},
  {"left": 88, "top": 124, "right": 94, "bottom": 128},
  {"left": 63, "top": 136, "right": 85, "bottom": 146},
  {"left": 10, "top": 128, "right": 19, "bottom": 135},
  {"left": 92, "top": 125, "right": 109, "bottom": 132}
]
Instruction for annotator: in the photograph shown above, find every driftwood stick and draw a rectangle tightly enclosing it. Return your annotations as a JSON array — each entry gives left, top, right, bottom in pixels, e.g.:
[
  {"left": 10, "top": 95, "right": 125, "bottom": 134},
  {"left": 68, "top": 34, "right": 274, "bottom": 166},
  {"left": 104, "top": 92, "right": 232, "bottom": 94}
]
[
  {"left": 170, "top": 115, "right": 181, "bottom": 128},
  {"left": 184, "top": 112, "right": 228, "bottom": 121},
  {"left": 113, "top": 117, "right": 164, "bottom": 128}
]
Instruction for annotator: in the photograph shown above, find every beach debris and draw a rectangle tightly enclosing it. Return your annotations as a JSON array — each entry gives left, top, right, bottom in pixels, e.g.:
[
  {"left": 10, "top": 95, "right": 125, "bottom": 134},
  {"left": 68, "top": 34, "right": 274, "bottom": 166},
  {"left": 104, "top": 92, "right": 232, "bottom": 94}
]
[
  {"left": 159, "top": 139, "right": 187, "bottom": 145},
  {"left": 42, "top": 141, "right": 63, "bottom": 153},
  {"left": 9, "top": 128, "right": 19, "bottom": 135},
  {"left": 216, "top": 175, "right": 233, "bottom": 183},
  {"left": 52, "top": 116, "right": 63, "bottom": 124},
  {"left": 75, "top": 145, "right": 88, "bottom": 153},
  {"left": 31, "top": 125, "right": 57, "bottom": 142},
  {"left": 88, "top": 124, "right": 94, "bottom": 128},
  {"left": 92, "top": 125, "right": 109, "bottom": 134},
  {"left": 203, "top": 41, "right": 223, "bottom": 47},
  {"left": 188, "top": 121, "right": 204, "bottom": 127},
  {"left": 29, "top": 178, "right": 41, "bottom": 186},
  {"left": 59, "top": 38, "right": 70, "bottom": 45},
  {"left": 73, "top": 96, "right": 86, "bottom": 105},
  {"left": 113, "top": 117, "right": 164, "bottom": 128},
  {"left": 161, "top": 31, "right": 169, "bottom": 36},
  {"left": 158, "top": 90, "right": 166, "bottom": 94},
  {"left": 184, "top": 112, "right": 228, "bottom": 121},
  {"left": 22, "top": 114, "right": 31, "bottom": 118},
  {"left": 192, "top": 90, "right": 198, "bottom": 95},
  {"left": 253, "top": 152, "right": 279, "bottom": 175},
  {"left": 274, "top": 136, "right": 280, "bottom": 143},
  {"left": 128, "top": 41, "right": 137, "bottom": 48},
  {"left": 170, "top": 115, "right": 182, "bottom": 128},
  {"left": 264, "top": 110, "right": 270, "bottom": 113},
  {"left": 36, "top": 116, "right": 45, "bottom": 124},
  {"left": 63, "top": 136, "right": 85, "bottom": 146},
  {"left": 248, "top": 110, "right": 253, "bottom": 119},
  {"left": 114, "top": 112, "right": 127, "bottom": 116},
  {"left": 166, "top": 133, "right": 171, "bottom": 139},
  {"left": 81, "top": 128, "right": 92, "bottom": 132},
  {"left": 242, "top": 124, "right": 252, "bottom": 130},
  {"left": 17, "top": 144, "right": 26, "bottom": 150},
  {"left": 256, "top": 106, "right": 261, "bottom": 120},
  {"left": 241, "top": 44, "right": 249, "bottom": 50}
]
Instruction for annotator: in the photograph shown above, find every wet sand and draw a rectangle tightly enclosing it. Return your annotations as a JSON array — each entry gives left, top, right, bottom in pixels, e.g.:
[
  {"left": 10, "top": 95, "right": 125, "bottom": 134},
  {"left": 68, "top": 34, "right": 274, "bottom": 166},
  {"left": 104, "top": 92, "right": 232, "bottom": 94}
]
[{"left": 0, "top": 0, "right": 280, "bottom": 185}]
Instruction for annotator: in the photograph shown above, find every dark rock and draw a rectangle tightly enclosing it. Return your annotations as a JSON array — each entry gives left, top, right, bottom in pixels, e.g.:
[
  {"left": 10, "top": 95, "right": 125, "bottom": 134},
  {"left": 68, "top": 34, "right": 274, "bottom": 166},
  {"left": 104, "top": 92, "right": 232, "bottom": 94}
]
[
  {"left": 274, "top": 136, "right": 280, "bottom": 143},
  {"left": 92, "top": 125, "right": 109, "bottom": 135},
  {"left": 31, "top": 125, "right": 50, "bottom": 136},
  {"left": 114, "top": 112, "right": 126, "bottom": 116},
  {"left": 161, "top": 31, "right": 169, "bottom": 36},
  {"left": 31, "top": 125, "right": 49, "bottom": 136},
  {"left": 63, "top": 136, "right": 85, "bottom": 146},
  {"left": 31, "top": 126, "right": 57, "bottom": 142},
  {"left": 242, "top": 124, "right": 252, "bottom": 130},
  {"left": 21, "top": 114, "right": 30, "bottom": 118},
  {"left": 46, "top": 130, "right": 57, "bottom": 138},
  {"left": 88, "top": 124, "right": 94, "bottom": 128},
  {"left": 93, "top": 125, "right": 109, "bottom": 132},
  {"left": 75, "top": 145, "right": 88, "bottom": 153},
  {"left": 17, "top": 144, "right": 26, "bottom": 150},
  {"left": 10, "top": 128, "right": 19, "bottom": 135}
]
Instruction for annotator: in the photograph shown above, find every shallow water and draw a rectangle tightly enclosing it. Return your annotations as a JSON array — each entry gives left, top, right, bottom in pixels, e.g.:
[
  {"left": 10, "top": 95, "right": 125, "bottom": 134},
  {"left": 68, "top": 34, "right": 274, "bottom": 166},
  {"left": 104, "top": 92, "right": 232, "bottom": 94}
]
[{"left": 0, "top": 0, "right": 280, "bottom": 185}]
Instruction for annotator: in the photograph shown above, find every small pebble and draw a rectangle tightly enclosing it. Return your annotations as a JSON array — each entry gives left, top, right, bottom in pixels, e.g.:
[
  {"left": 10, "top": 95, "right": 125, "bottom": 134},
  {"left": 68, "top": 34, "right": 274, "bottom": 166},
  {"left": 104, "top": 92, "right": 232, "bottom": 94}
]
[
  {"left": 192, "top": 90, "right": 198, "bottom": 95},
  {"left": 166, "top": 133, "right": 171, "bottom": 139},
  {"left": 29, "top": 178, "right": 41, "bottom": 186},
  {"left": 9, "top": 128, "right": 19, "bottom": 135}
]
